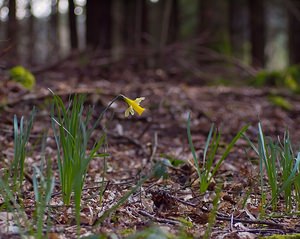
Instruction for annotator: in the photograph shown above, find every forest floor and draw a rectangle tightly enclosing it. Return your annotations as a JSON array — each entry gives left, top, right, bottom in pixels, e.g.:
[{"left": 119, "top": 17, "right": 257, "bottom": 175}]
[{"left": 1, "top": 59, "right": 300, "bottom": 239}]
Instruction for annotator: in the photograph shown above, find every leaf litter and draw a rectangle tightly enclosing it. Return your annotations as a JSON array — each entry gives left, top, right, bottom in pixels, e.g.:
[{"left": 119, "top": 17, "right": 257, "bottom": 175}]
[{"left": 1, "top": 67, "right": 300, "bottom": 238}]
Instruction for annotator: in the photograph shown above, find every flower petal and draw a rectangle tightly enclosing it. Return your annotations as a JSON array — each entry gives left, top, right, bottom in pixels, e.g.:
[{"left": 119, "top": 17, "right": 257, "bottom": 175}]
[
  {"left": 133, "top": 105, "right": 145, "bottom": 115},
  {"left": 129, "top": 106, "right": 134, "bottom": 115},
  {"left": 134, "top": 97, "right": 145, "bottom": 104},
  {"left": 123, "top": 96, "right": 146, "bottom": 116},
  {"left": 125, "top": 108, "right": 130, "bottom": 117}
]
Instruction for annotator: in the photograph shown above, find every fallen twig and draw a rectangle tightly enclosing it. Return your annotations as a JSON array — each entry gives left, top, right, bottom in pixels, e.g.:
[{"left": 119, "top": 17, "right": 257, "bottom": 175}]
[
  {"left": 137, "top": 209, "right": 180, "bottom": 225},
  {"left": 216, "top": 215, "right": 299, "bottom": 232}
]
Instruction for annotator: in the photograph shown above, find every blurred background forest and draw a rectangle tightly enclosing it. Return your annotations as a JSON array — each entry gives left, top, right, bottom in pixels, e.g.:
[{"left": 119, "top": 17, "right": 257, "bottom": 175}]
[{"left": 0, "top": 0, "right": 300, "bottom": 84}]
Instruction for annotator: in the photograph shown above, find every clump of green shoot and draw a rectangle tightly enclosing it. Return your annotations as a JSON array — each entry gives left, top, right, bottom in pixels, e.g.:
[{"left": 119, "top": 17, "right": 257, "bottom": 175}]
[
  {"left": 278, "top": 130, "right": 298, "bottom": 210},
  {"left": 187, "top": 113, "right": 248, "bottom": 193},
  {"left": 0, "top": 169, "right": 29, "bottom": 236},
  {"left": 50, "top": 92, "right": 108, "bottom": 228},
  {"left": 1, "top": 128, "right": 55, "bottom": 238},
  {"left": 50, "top": 91, "right": 147, "bottom": 231},
  {"left": 295, "top": 172, "right": 300, "bottom": 210},
  {"left": 32, "top": 135, "right": 55, "bottom": 239},
  {"left": 0, "top": 166, "right": 54, "bottom": 239},
  {"left": 11, "top": 108, "right": 35, "bottom": 192},
  {"left": 32, "top": 165, "right": 54, "bottom": 238},
  {"left": 246, "top": 123, "right": 300, "bottom": 211}
]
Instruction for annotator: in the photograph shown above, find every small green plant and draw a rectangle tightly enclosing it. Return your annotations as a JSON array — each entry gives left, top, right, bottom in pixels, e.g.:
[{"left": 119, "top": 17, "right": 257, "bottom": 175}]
[
  {"left": 12, "top": 108, "right": 35, "bottom": 192},
  {"left": 187, "top": 113, "right": 248, "bottom": 193},
  {"left": 295, "top": 171, "right": 300, "bottom": 210},
  {"left": 258, "top": 123, "right": 279, "bottom": 211},
  {"left": 32, "top": 161, "right": 55, "bottom": 238},
  {"left": 0, "top": 171, "right": 54, "bottom": 238},
  {"left": 9, "top": 65, "right": 36, "bottom": 90},
  {"left": 268, "top": 95, "right": 293, "bottom": 111},
  {"left": 204, "top": 185, "right": 221, "bottom": 239},
  {"left": 0, "top": 176, "right": 28, "bottom": 236},
  {"left": 1, "top": 131, "right": 55, "bottom": 238},
  {"left": 50, "top": 91, "right": 146, "bottom": 231},
  {"left": 246, "top": 123, "right": 300, "bottom": 211},
  {"left": 251, "top": 65, "right": 300, "bottom": 93},
  {"left": 29, "top": 133, "right": 54, "bottom": 238}
]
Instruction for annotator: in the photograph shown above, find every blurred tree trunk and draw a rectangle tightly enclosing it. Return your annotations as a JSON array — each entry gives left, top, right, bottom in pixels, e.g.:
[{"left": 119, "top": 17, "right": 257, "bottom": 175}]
[
  {"left": 161, "top": 0, "right": 179, "bottom": 46},
  {"left": 198, "top": 0, "right": 225, "bottom": 35},
  {"left": 122, "top": 0, "right": 136, "bottom": 47},
  {"left": 288, "top": 0, "right": 300, "bottom": 64},
  {"left": 122, "top": 0, "right": 148, "bottom": 47},
  {"left": 198, "top": 0, "right": 212, "bottom": 34},
  {"left": 50, "top": 0, "right": 60, "bottom": 60},
  {"left": 228, "top": 0, "right": 247, "bottom": 58},
  {"left": 86, "top": 0, "right": 112, "bottom": 49},
  {"left": 248, "top": 0, "right": 266, "bottom": 67},
  {"left": 140, "top": 0, "right": 148, "bottom": 45},
  {"left": 120, "top": 0, "right": 148, "bottom": 68},
  {"left": 6, "top": 0, "right": 17, "bottom": 61},
  {"left": 198, "top": 0, "right": 229, "bottom": 52},
  {"left": 27, "top": 1, "right": 34, "bottom": 64},
  {"left": 68, "top": 0, "right": 78, "bottom": 49},
  {"left": 51, "top": 0, "right": 59, "bottom": 26},
  {"left": 168, "top": 0, "right": 179, "bottom": 44},
  {"left": 7, "top": 0, "right": 17, "bottom": 42}
]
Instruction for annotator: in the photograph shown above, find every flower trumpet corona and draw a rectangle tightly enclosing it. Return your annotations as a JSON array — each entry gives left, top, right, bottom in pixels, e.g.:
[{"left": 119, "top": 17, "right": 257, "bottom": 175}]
[{"left": 122, "top": 95, "right": 145, "bottom": 117}]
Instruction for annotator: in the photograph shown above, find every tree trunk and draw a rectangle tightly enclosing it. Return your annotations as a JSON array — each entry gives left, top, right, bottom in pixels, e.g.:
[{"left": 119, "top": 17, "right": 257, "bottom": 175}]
[
  {"left": 27, "top": 1, "right": 34, "bottom": 64},
  {"left": 86, "top": 0, "right": 112, "bottom": 49},
  {"left": 51, "top": 0, "right": 59, "bottom": 26},
  {"left": 122, "top": 0, "right": 135, "bottom": 47},
  {"left": 122, "top": 0, "right": 148, "bottom": 47},
  {"left": 168, "top": 0, "right": 179, "bottom": 44},
  {"left": 161, "top": 0, "right": 179, "bottom": 46},
  {"left": 228, "top": 0, "right": 247, "bottom": 58},
  {"left": 50, "top": 0, "right": 59, "bottom": 60},
  {"left": 68, "top": 0, "right": 78, "bottom": 49},
  {"left": 7, "top": 0, "right": 17, "bottom": 42},
  {"left": 248, "top": 0, "right": 266, "bottom": 67},
  {"left": 288, "top": 0, "right": 300, "bottom": 64},
  {"left": 198, "top": 0, "right": 229, "bottom": 52},
  {"left": 140, "top": 0, "right": 148, "bottom": 45},
  {"left": 198, "top": 0, "right": 214, "bottom": 34},
  {"left": 135, "top": 0, "right": 148, "bottom": 46}
]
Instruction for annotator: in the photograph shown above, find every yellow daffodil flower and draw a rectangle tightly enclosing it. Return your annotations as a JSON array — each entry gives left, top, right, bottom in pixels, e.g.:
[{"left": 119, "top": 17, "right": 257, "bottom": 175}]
[{"left": 122, "top": 95, "right": 145, "bottom": 117}]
